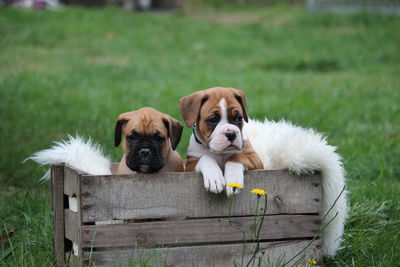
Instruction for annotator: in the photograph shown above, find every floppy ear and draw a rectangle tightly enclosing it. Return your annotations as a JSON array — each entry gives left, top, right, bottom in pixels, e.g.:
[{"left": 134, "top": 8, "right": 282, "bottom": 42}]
[
  {"left": 114, "top": 112, "right": 133, "bottom": 147},
  {"left": 179, "top": 91, "right": 208, "bottom": 127},
  {"left": 163, "top": 117, "right": 183, "bottom": 150},
  {"left": 232, "top": 88, "right": 248, "bottom": 122}
]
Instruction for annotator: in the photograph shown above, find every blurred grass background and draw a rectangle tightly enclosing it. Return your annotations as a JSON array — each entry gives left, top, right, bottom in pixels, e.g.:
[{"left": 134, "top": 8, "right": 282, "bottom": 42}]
[{"left": 0, "top": 3, "right": 399, "bottom": 266}]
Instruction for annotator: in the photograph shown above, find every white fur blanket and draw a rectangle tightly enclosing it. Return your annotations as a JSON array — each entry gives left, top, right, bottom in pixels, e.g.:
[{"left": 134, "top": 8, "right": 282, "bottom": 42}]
[
  {"left": 243, "top": 119, "right": 347, "bottom": 257},
  {"left": 28, "top": 135, "right": 112, "bottom": 180},
  {"left": 29, "top": 119, "right": 347, "bottom": 257}
]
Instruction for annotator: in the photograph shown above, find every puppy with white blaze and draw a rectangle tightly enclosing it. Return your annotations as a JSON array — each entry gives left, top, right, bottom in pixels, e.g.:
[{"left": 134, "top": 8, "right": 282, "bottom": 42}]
[
  {"left": 179, "top": 87, "right": 264, "bottom": 196},
  {"left": 181, "top": 87, "right": 348, "bottom": 257}
]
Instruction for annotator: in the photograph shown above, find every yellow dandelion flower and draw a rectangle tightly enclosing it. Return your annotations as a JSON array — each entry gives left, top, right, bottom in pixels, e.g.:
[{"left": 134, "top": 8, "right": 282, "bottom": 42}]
[
  {"left": 251, "top": 188, "right": 267, "bottom": 195},
  {"left": 307, "top": 259, "right": 317, "bottom": 265},
  {"left": 227, "top": 182, "right": 243, "bottom": 189}
]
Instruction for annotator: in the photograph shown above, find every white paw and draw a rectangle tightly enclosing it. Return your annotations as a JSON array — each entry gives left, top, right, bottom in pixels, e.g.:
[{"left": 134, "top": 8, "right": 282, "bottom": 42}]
[
  {"left": 196, "top": 155, "right": 226, "bottom": 194},
  {"left": 202, "top": 167, "right": 226, "bottom": 193},
  {"left": 224, "top": 161, "right": 245, "bottom": 197}
]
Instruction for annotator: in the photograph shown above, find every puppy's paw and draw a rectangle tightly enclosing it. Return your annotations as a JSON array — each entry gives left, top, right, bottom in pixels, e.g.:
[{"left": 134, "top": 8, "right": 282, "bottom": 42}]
[
  {"left": 196, "top": 155, "right": 226, "bottom": 194},
  {"left": 224, "top": 161, "right": 245, "bottom": 197},
  {"left": 202, "top": 167, "right": 226, "bottom": 193}
]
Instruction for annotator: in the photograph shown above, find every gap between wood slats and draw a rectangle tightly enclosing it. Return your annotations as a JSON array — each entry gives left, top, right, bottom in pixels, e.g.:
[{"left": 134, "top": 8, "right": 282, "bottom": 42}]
[{"left": 80, "top": 212, "right": 320, "bottom": 225}]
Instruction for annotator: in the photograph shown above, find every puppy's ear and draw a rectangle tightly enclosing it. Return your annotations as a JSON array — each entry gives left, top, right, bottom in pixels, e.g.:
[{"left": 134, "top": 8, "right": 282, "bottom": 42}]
[
  {"left": 163, "top": 117, "right": 183, "bottom": 150},
  {"left": 179, "top": 91, "right": 208, "bottom": 127},
  {"left": 232, "top": 88, "right": 248, "bottom": 122},
  {"left": 114, "top": 112, "right": 132, "bottom": 147}
]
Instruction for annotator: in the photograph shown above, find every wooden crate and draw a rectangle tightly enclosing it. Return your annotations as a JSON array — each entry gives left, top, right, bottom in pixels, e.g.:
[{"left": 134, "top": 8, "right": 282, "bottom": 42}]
[{"left": 51, "top": 164, "right": 323, "bottom": 266}]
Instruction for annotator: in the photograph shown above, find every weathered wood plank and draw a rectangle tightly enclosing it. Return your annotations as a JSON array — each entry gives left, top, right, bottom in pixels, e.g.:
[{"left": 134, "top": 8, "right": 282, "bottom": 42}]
[
  {"left": 75, "top": 172, "right": 84, "bottom": 267},
  {"left": 64, "top": 209, "right": 79, "bottom": 244},
  {"left": 81, "top": 214, "right": 320, "bottom": 248},
  {"left": 51, "top": 164, "right": 65, "bottom": 267},
  {"left": 83, "top": 239, "right": 322, "bottom": 266},
  {"left": 80, "top": 170, "right": 321, "bottom": 222},
  {"left": 64, "top": 165, "right": 85, "bottom": 197},
  {"left": 63, "top": 165, "right": 85, "bottom": 266}
]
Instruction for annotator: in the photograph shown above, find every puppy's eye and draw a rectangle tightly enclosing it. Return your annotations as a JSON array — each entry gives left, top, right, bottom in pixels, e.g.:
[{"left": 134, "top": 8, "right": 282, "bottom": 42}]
[
  {"left": 235, "top": 115, "right": 243, "bottom": 124},
  {"left": 126, "top": 135, "right": 136, "bottom": 141},
  {"left": 153, "top": 133, "right": 165, "bottom": 142},
  {"left": 126, "top": 131, "right": 139, "bottom": 141},
  {"left": 207, "top": 115, "right": 220, "bottom": 126}
]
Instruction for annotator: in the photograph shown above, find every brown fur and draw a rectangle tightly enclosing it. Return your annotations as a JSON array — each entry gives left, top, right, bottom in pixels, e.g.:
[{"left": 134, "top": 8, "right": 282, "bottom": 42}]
[
  {"left": 114, "top": 107, "right": 185, "bottom": 174},
  {"left": 186, "top": 157, "right": 200, "bottom": 172},
  {"left": 227, "top": 140, "right": 264, "bottom": 170}
]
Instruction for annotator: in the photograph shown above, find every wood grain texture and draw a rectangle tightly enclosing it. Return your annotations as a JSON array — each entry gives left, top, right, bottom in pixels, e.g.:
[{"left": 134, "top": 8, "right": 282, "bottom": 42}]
[
  {"left": 81, "top": 215, "right": 320, "bottom": 248},
  {"left": 64, "top": 209, "right": 79, "bottom": 244},
  {"left": 63, "top": 165, "right": 85, "bottom": 266},
  {"left": 75, "top": 170, "right": 84, "bottom": 267},
  {"left": 64, "top": 165, "right": 86, "bottom": 197},
  {"left": 80, "top": 170, "right": 321, "bottom": 222},
  {"left": 51, "top": 165, "right": 65, "bottom": 267},
  {"left": 64, "top": 166, "right": 78, "bottom": 197},
  {"left": 83, "top": 239, "right": 323, "bottom": 266}
]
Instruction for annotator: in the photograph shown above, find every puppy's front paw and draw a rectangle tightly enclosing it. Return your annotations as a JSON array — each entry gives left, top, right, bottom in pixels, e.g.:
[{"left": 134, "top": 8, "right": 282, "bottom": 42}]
[
  {"left": 196, "top": 155, "right": 226, "bottom": 194},
  {"left": 202, "top": 167, "right": 226, "bottom": 193},
  {"left": 224, "top": 161, "right": 245, "bottom": 197}
]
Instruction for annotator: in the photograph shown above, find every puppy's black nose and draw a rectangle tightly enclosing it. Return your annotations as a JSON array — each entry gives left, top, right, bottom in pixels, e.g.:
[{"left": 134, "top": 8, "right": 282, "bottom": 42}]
[
  {"left": 225, "top": 132, "right": 236, "bottom": 142},
  {"left": 139, "top": 148, "right": 151, "bottom": 157}
]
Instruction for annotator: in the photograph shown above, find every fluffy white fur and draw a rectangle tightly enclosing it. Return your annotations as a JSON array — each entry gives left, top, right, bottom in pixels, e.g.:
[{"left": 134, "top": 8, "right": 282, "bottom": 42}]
[
  {"left": 27, "top": 135, "right": 111, "bottom": 180},
  {"left": 243, "top": 119, "right": 348, "bottom": 257}
]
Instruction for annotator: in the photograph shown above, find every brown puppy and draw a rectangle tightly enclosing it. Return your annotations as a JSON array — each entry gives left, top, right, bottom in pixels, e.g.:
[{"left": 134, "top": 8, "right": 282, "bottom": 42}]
[
  {"left": 179, "top": 87, "right": 263, "bottom": 196},
  {"left": 114, "top": 107, "right": 185, "bottom": 174}
]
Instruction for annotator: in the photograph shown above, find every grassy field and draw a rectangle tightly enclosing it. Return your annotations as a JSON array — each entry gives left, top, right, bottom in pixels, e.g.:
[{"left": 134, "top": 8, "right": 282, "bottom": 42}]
[{"left": 0, "top": 4, "right": 399, "bottom": 266}]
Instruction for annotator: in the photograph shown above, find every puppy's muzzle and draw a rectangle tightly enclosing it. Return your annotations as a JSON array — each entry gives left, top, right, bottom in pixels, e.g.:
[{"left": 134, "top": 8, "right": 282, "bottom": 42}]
[
  {"left": 208, "top": 124, "right": 243, "bottom": 153},
  {"left": 138, "top": 148, "right": 151, "bottom": 158}
]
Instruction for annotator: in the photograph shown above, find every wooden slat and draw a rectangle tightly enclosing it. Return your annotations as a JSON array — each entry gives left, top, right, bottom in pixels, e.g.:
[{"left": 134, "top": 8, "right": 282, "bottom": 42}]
[
  {"left": 81, "top": 215, "right": 320, "bottom": 248},
  {"left": 75, "top": 170, "right": 84, "bottom": 267},
  {"left": 83, "top": 239, "right": 323, "bottom": 266},
  {"left": 80, "top": 170, "right": 321, "bottom": 222},
  {"left": 64, "top": 165, "right": 84, "bottom": 197},
  {"left": 51, "top": 164, "right": 65, "bottom": 267},
  {"left": 64, "top": 209, "right": 79, "bottom": 244},
  {"left": 63, "top": 165, "right": 84, "bottom": 266}
]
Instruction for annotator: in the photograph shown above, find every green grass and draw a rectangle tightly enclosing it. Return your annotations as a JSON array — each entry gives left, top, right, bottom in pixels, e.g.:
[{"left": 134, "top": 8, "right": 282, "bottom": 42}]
[{"left": 1, "top": 4, "right": 399, "bottom": 266}]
